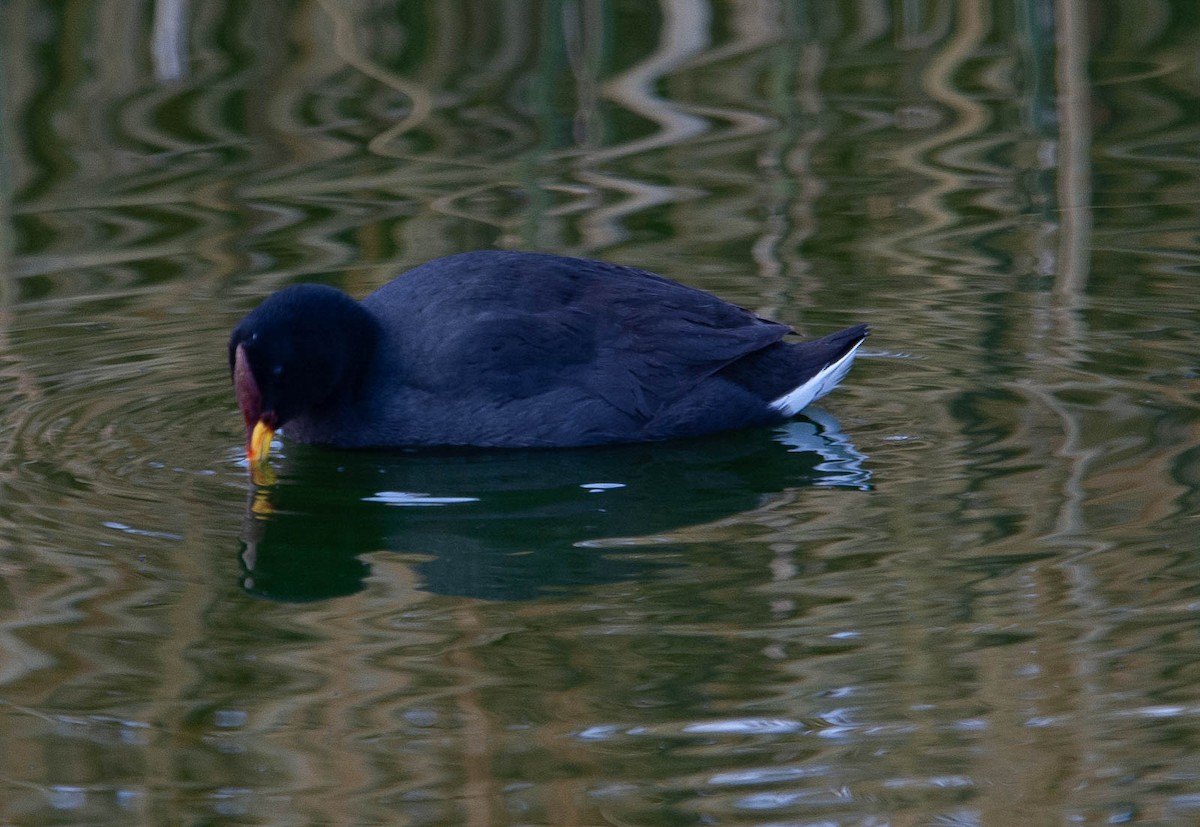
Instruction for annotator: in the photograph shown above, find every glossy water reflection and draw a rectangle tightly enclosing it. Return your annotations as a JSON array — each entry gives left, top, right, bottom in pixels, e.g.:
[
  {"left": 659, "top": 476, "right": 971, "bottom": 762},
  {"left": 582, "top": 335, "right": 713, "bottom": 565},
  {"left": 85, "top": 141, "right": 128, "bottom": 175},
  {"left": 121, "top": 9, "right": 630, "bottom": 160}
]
[
  {"left": 242, "top": 413, "right": 868, "bottom": 602},
  {"left": 2, "top": 1, "right": 1200, "bottom": 825}
]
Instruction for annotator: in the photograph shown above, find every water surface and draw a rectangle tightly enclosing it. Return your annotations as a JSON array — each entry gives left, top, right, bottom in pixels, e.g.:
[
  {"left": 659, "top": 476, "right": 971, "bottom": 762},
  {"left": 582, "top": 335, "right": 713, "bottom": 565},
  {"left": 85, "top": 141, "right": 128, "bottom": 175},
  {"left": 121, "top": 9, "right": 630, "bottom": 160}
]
[{"left": 2, "top": 1, "right": 1199, "bottom": 824}]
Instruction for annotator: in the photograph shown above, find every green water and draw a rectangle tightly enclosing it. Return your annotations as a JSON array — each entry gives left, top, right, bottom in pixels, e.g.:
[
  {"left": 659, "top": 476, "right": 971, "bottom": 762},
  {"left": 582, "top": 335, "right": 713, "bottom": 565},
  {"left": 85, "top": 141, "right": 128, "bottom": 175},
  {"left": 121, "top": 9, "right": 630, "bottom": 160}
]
[{"left": 2, "top": 1, "right": 1199, "bottom": 824}]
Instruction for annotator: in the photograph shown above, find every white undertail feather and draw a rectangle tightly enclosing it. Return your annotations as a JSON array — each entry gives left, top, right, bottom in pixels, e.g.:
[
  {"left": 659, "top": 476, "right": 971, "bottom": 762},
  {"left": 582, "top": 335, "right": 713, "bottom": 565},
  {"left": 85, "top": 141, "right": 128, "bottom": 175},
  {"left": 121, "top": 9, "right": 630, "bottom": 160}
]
[{"left": 767, "top": 339, "right": 865, "bottom": 417}]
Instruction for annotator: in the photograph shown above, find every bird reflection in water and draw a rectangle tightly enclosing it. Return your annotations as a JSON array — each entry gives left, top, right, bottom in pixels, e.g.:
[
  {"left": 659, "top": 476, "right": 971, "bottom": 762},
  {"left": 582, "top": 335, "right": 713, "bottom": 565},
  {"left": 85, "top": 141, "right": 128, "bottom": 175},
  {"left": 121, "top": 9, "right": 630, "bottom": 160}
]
[{"left": 238, "top": 410, "right": 870, "bottom": 603}]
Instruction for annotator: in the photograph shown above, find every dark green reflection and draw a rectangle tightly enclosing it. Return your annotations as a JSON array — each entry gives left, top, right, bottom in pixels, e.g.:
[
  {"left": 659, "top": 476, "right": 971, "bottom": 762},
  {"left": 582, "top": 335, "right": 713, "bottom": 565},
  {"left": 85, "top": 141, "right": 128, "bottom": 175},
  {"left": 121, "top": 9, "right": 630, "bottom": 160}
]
[{"left": 238, "top": 414, "right": 869, "bottom": 602}]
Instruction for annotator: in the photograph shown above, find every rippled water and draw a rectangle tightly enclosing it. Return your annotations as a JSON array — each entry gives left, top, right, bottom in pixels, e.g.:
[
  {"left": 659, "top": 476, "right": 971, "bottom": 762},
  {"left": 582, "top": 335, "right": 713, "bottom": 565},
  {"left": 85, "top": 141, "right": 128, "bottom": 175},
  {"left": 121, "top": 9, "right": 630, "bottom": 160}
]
[{"left": 3, "top": 1, "right": 1200, "bottom": 824}]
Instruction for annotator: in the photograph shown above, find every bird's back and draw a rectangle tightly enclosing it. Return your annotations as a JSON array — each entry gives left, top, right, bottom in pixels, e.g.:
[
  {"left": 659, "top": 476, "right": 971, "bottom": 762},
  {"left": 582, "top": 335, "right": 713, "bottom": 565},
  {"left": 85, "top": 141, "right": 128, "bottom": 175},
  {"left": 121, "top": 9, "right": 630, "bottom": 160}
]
[{"left": 324, "top": 251, "right": 865, "bottom": 447}]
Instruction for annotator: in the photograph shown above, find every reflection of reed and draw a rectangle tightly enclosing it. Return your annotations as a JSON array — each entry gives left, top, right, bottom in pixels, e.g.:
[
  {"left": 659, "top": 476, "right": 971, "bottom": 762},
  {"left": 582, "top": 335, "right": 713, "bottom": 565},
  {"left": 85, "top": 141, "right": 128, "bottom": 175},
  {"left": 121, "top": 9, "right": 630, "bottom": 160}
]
[
  {"left": 864, "top": 1, "right": 997, "bottom": 279},
  {"left": 318, "top": 0, "right": 434, "bottom": 156},
  {"left": 151, "top": 0, "right": 189, "bottom": 83},
  {"left": 1053, "top": 0, "right": 1092, "bottom": 300},
  {"left": 573, "top": 0, "right": 710, "bottom": 247}
]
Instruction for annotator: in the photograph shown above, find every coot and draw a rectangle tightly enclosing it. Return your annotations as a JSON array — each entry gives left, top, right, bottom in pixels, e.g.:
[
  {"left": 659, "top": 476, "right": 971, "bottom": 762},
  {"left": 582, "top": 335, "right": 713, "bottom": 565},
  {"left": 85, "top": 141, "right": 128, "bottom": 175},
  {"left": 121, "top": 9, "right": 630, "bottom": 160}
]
[{"left": 230, "top": 251, "right": 868, "bottom": 464}]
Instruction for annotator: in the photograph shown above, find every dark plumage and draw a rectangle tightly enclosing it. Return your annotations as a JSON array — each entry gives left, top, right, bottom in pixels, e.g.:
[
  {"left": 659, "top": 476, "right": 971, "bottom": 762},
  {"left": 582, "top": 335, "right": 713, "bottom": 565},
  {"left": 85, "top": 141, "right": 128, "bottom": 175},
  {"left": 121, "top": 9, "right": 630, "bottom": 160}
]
[{"left": 229, "top": 251, "right": 868, "bottom": 460}]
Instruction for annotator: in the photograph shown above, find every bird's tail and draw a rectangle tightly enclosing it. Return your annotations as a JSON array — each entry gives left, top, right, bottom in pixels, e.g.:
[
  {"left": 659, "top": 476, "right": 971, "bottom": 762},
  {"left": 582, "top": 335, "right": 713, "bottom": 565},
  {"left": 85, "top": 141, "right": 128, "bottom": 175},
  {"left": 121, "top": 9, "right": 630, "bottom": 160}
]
[{"left": 767, "top": 324, "right": 869, "bottom": 416}]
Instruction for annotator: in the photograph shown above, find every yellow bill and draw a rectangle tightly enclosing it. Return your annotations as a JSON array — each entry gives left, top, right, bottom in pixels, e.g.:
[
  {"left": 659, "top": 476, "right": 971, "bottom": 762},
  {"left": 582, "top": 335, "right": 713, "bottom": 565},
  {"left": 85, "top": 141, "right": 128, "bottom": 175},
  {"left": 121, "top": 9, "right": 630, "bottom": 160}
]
[{"left": 248, "top": 420, "right": 275, "bottom": 465}]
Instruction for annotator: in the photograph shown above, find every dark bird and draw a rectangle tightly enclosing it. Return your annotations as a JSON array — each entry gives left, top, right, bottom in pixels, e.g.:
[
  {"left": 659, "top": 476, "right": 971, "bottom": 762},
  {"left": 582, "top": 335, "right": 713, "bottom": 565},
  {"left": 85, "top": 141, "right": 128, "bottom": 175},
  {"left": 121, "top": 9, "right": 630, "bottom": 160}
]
[{"left": 229, "top": 251, "right": 868, "bottom": 465}]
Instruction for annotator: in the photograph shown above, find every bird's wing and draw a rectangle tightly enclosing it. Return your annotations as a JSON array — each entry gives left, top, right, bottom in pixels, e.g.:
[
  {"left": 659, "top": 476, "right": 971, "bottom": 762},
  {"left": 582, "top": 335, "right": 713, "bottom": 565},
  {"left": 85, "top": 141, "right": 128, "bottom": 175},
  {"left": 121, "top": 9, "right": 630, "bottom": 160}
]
[
  {"left": 577, "top": 277, "right": 790, "bottom": 419},
  {"left": 371, "top": 254, "right": 790, "bottom": 421}
]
